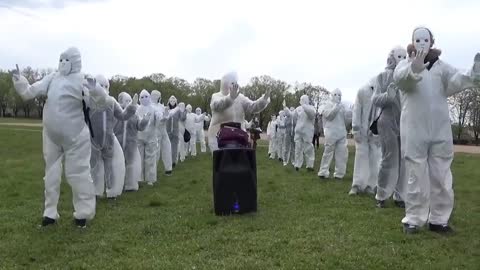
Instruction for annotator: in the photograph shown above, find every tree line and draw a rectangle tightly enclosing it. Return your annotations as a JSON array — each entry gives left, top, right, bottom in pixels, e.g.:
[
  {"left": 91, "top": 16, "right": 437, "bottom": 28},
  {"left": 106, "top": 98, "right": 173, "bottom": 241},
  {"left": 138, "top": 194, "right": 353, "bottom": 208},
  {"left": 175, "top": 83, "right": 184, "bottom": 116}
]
[{"left": 0, "top": 68, "right": 330, "bottom": 131}]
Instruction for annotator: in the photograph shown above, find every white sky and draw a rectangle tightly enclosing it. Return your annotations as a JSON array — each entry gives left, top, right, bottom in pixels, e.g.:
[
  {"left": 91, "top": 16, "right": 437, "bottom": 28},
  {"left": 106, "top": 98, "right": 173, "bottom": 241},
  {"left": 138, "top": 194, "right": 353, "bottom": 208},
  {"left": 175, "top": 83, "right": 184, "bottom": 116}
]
[{"left": 0, "top": 0, "right": 479, "bottom": 102}]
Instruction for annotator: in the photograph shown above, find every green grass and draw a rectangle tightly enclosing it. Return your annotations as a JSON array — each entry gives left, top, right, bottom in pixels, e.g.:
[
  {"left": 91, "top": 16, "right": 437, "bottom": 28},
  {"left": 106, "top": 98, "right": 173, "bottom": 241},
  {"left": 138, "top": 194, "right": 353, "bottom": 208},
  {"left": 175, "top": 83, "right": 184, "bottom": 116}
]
[
  {"left": 0, "top": 117, "right": 42, "bottom": 124},
  {"left": 0, "top": 127, "right": 479, "bottom": 269}
]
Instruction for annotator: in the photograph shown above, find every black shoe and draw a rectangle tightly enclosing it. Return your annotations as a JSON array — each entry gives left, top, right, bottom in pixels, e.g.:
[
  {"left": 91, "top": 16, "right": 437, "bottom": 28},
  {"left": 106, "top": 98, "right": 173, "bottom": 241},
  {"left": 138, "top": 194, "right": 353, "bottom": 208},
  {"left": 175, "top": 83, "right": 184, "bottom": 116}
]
[
  {"left": 318, "top": 175, "right": 328, "bottom": 179},
  {"left": 172, "top": 163, "right": 176, "bottom": 169},
  {"left": 107, "top": 197, "right": 117, "bottom": 201},
  {"left": 278, "top": 158, "right": 283, "bottom": 162},
  {"left": 124, "top": 189, "right": 136, "bottom": 192},
  {"left": 165, "top": 171, "right": 172, "bottom": 176},
  {"left": 295, "top": 167, "right": 299, "bottom": 171},
  {"left": 334, "top": 176, "right": 343, "bottom": 180},
  {"left": 376, "top": 200, "right": 386, "bottom": 208},
  {"left": 307, "top": 168, "right": 314, "bottom": 172},
  {"left": 40, "top": 217, "right": 56, "bottom": 227},
  {"left": 74, "top": 219, "right": 87, "bottom": 228},
  {"left": 428, "top": 223, "right": 454, "bottom": 234},
  {"left": 403, "top": 223, "right": 420, "bottom": 234},
  {"left": 394, "top": 200, "right": 405, "bottom": 208}
]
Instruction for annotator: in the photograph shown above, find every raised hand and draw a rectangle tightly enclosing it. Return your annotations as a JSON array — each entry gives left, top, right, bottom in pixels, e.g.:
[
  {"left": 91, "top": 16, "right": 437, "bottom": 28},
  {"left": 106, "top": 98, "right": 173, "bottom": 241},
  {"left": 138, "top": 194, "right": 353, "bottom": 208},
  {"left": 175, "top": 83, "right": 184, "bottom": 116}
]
[
  {"left": 229, "top": 82, "right": 239, "bottom": 100},
  {"left": 132, "top": 93, "right": 139, "bottom": 105},
  {"left": 411, "top": 50, "right": 429, "bottom": 74}
]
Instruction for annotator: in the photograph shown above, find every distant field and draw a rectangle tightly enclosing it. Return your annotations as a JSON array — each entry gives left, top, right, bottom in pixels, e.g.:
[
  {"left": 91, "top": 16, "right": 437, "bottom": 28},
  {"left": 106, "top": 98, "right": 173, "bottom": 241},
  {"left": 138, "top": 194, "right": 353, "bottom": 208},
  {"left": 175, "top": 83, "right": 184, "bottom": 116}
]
[{"left": 0, "top": 124, "right": 479, "bottom": 269}]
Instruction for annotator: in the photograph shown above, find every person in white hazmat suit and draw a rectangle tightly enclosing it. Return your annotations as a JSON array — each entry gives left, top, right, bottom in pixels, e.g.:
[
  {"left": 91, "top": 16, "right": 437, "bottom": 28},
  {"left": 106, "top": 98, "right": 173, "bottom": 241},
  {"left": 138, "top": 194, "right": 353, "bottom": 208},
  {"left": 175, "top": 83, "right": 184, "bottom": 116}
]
[
  {"left": 282, "top": 106, "right": 296, "bottom": 166},
  {"left": 166, "top": 96, "right": 186, "bottom": 168},
  {"left": 184, "top": 105, "right": 207, "bottom": 157},
  {"left": 275, "top": 110, "right": 286, "bottom": 162},
  {"left": 194, "top": 107, "right": 209, "bottom": 153},
  {"left": 88, "top": 75, "right": 137, "bottom": 200},
  {"left": 294, "top": 95, "right": 316, "bottom": 171},
  {"left": 150, "top": 90, "right": 173, "bottom": 175},
  {"left": 394, "top": 27, "right": 480, "bottom": 234},
  {"left": 136, "top": 90, "right": 160, "bottom": 186},
  {"left": 12, "top": 47, "right": 109, "bottom": 228},
  {"left": 349, "top": 78, "right": 382, "bottom": 196},
  {"left": 207, "top": 72, "right": 270, "bottom": 151},
  {"left": 267, "top": 115, "right": 277, "bottom": 159},
  {"left": 114, "top": 92, "right": 151, "bottom": 191},
  {"left": 318, "top": 89, "right": 348, "bottom": 179},
  {"left": 371, "top": 47, "right": 408, "bottom": 208},
  {"left": 177, "top": 102, "right": 188, "bottom": 162}
]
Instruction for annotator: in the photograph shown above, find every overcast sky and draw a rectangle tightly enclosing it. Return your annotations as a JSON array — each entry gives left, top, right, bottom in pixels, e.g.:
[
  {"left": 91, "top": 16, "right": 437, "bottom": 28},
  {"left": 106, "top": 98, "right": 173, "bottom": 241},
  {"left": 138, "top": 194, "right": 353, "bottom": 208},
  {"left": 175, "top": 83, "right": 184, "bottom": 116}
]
[{"left": 0, "top": 0, "right": 479, "bottom": 102}]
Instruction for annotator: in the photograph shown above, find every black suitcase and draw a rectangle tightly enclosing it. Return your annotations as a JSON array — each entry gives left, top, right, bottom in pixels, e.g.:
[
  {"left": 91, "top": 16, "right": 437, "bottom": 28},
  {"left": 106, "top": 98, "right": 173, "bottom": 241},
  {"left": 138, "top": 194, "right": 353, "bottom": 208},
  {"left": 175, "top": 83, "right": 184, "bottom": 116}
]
[{"left": 212, "top": 148, "right": 257, "bottom": 215}]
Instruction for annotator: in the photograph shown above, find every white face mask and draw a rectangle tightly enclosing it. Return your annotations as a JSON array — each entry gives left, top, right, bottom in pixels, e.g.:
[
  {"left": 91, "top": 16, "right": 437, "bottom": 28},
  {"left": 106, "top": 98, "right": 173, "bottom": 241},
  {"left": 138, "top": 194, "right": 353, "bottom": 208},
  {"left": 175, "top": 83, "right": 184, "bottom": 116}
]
[
  {"left": 58, "top": 57, "right": 72, "bottom": 76},
  {"left": 186, "top": 105, "right": 192, "bottom": 113},
  {"left": 413, "top": 28, "right": 432, "bottom": 54},
  {"left": 196, "top": 109, "right": 201, "bottom": 115},
  {"left": 169, "top": 98, "right": 176, "bottom": 106},
  {"left": 300, "top": 95, "right": 309, "bottom": 106},
  {"left": 120, "top": 96, "right": 132, "bottom": 109},
  {"left": 140, "top": 93, "right": 150, "bottom": 106},
  {"left": 393, "top": 48, "right": 407, "bottom": 65}
]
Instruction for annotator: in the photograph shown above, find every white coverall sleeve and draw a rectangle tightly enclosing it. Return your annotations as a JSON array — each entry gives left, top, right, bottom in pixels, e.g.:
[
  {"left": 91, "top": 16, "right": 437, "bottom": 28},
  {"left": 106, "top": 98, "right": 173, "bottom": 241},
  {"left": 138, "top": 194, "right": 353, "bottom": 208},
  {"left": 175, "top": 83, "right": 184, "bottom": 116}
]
[
  {"left": 322, "top": 103, "right": 341, "bottom": 121},
  {"left": 302, "top": 104, "right": 316, "bottom": 120},
  {"left": 443, "top": 63, "right": 477, "bottom": 96},
  {"left": 243, "top": 95, "right": 270, "bottom": 115},
  {"left": 211, "top": 95, "right": 234, "bottom": 112},
  {"left": 393, "top": 60, "right": 421, "bottom": 92},
  {"left": 372, "top": 72, "right": 396, "bottom": 107},
  {"left": 12, "top": 73, "right": 56, "bottom": 100},
  {"left": 351, "top": 90, "right": 362, "bottom": 135},
  {"left": 113, "top": 100, "right": 137, "bottom": 121}
]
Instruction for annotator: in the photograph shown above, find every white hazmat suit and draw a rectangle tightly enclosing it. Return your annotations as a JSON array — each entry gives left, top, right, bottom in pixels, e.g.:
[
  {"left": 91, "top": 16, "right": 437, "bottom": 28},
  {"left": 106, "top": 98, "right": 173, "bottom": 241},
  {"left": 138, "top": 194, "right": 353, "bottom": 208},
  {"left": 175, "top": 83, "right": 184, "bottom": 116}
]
[
  {"left": 372, "top": 47, "right": 408, "bottom": 207},
  {"left": 150, "top": 90, "right": 173, "bottom": 174},
  {"left": 185, "top": 105, "right": 207, "bottom": 157},
  {"left": 394, "top": 27, "right": 480, "bottom": 232},
  {"left": 12, "top": 47, "right": 108, "bottom": 227},
  {"left": 267, "top": 115, "right": 277, "bottom": 159},
  {"left": 114, "top": 92, "right": 150, "bottom": 192},
  {"left": 318, "top": 89, "right": 348, "bottom": 179},
  {"left": 350, "top": 79, "right": 382, "bottom": 195},
  {"left": 207, "top": 72, "right": 270, "bottom": 151},
  {"left": 282, "top": 107, "right": 296, "bottom": 166},
  {"left": 194, "top": 108, "right": 209, "bottom": 153},
  {"left": 136, "top": 90, "right": 159, "bottom": 185},
  {"left": 294, "top": 95, "right": 316, "bottom": 170},
  {"left": 89, "top": 75, "right": 135, "bottom": 199},
  {"left": 275, "top": 111, "right": 286, "bottom": 161}
]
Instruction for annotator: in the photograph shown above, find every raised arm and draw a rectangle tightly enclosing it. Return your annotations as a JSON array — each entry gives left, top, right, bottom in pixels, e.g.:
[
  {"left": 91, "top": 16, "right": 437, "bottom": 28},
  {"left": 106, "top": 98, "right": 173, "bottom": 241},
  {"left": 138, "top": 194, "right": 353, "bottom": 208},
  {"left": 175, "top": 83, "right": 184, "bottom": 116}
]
[
  {"left": 351, "top": 89, "right": 363, "bottom": 136},
  {"left": 210, "top": 94, "right": 234, "bottom": 113},
  {"left": 12, "top": 72, "right": 56, "bottom": 100},
  {"left": 372, "top": 71, "right": 396, "bottom": 108},
  {"left": 322, "top": 103, "right": 341, "bottom": 121},
  {"left": 443, "top": 61, "right": 478, "bottom": 96}
]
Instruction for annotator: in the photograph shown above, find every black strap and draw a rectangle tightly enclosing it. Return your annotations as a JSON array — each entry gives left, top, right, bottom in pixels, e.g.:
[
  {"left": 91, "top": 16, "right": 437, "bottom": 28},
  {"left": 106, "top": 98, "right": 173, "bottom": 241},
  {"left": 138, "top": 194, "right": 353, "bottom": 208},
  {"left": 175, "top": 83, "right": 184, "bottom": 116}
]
[
  {"left": 374, "top": 109, "right": 383, "bottom": 122},
  {"left": 82, "top": 91, "right": 94, "bottom": 138}
]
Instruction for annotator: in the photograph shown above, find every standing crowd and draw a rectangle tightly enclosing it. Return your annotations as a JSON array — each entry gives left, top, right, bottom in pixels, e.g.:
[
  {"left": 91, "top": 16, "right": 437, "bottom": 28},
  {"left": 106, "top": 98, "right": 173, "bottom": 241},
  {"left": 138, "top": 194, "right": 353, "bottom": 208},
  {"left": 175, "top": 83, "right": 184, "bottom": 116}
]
[{"left": 10, "top": 27, "right": 479, "bottom": 234}]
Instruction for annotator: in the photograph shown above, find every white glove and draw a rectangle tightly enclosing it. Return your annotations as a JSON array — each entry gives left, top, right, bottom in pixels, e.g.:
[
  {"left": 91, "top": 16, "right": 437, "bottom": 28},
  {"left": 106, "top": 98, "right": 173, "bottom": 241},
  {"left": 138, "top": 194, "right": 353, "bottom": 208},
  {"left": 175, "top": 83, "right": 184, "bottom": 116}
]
[
  {"left": 411, "top": 50, "right": 430, "bottom": 74},
  {"left": 132, "top": 93, "right": 139, "bottom": 105},
  {"left": 163, "top": 107, "right": 169, "bottom": 118},
  {"left": 229, "top": 82, "right": 239, "bottom": 100},
  {"left": 12, "top": 74, "right": 29, "bottom": 93},
  {"left": 144, "top": 112, "right": 152, "bottom": 120},
  {"left": 387, "top": 83, "right": 398, "bottom": 99},
  {"left": 472, "top": 53, "right": 480, "bottom": 84}
]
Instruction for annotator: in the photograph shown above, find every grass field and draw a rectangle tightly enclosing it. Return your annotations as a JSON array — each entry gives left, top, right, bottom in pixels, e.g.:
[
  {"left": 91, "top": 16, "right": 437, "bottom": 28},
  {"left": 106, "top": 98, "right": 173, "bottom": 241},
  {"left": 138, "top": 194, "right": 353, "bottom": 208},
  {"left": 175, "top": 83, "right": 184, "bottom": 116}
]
[{"left": 0, "top": 125, "right": 479, "bottom": 269}]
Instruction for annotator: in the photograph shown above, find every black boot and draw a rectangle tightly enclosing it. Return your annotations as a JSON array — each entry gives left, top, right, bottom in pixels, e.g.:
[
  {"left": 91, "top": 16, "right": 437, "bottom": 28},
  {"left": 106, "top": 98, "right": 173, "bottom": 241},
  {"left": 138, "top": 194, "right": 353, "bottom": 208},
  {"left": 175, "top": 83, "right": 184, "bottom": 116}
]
[
  {"left": 74, "top": 219, "right": 87, "bottom": 228},
  {"left": 165, "top": 171, "right": 172, "bottom": 176},
  {"left": 295, "top": 167, "right": 299, "bottom": 171},
  {"left": 403, "top": 223, "right": 420, "bottom": 234},
  {"left": 394, "top": 200, "right": 405, "bottom": 208},
  {"left": 307, "top": 168, "right": 314, "bottom": 172},
  {"left": 428, "top": 223, "right": 454, "bottom": 234},
  {"left": 376, "top": 200, "right": 386, "bottom": 208},
  {"left": 40, "top": 217, "right": 56, "bottom": 227}
]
